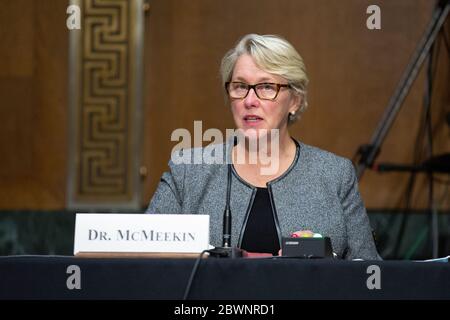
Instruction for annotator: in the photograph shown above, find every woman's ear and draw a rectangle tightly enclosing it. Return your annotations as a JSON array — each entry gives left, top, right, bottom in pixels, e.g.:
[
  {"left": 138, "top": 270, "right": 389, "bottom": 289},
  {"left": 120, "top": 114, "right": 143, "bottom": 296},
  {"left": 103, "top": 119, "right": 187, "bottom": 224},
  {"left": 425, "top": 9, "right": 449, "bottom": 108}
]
[{"left": 289, "top": 92, "right": 302, "bottom": 114}]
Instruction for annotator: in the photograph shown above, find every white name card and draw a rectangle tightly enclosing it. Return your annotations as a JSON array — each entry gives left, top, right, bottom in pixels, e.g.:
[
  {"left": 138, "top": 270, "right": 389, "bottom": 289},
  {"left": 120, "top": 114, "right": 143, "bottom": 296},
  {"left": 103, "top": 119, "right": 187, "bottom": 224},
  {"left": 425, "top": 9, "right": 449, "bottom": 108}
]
[{"left": 74, "top": 213, "right": 210, "bottom": 255}]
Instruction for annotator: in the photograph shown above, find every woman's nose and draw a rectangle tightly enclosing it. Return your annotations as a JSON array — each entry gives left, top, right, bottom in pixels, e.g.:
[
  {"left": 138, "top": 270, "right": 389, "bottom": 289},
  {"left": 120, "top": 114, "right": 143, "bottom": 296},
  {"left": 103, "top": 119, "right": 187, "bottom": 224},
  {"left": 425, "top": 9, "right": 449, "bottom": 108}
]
[{"left": 243, "top": 87, "right": 260, "bottom": 108}]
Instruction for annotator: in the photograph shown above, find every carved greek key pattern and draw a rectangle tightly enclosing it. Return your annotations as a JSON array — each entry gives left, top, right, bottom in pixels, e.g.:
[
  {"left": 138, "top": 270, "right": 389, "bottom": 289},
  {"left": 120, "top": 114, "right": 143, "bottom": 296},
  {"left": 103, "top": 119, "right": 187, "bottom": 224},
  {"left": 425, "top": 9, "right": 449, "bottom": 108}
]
[{"left": 69, "top": 0, "right": 142, "bottom": 207}]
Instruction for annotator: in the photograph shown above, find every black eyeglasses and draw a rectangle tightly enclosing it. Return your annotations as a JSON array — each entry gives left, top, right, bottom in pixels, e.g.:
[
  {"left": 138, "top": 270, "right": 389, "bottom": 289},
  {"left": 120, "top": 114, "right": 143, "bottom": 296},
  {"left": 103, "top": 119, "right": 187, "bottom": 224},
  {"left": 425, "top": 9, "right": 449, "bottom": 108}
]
[{"left": 225, "top": 81, "right": 291, "bottom": 100}]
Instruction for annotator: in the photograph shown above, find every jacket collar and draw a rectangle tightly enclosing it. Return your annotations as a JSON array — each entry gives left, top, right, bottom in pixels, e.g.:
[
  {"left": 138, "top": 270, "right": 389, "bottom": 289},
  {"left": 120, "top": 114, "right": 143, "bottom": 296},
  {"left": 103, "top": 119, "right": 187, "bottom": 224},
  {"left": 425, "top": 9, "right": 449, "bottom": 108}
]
[{"left": 227, "top": 137, "right": 301, "bottom": 189}]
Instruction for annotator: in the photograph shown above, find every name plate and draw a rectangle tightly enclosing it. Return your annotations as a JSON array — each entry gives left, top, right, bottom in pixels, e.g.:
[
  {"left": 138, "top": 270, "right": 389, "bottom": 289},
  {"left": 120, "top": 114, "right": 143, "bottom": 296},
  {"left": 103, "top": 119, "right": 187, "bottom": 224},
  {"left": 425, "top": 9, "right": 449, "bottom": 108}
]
[{"left": 74, "top": 214, "right": 210, "bottom": 255}]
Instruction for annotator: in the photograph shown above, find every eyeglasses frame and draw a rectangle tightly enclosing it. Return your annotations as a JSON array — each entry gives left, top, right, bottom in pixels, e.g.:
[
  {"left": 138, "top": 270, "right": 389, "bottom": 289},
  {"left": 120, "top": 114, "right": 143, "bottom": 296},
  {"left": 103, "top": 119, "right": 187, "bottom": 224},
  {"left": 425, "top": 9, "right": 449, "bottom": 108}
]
[{"left": 225, "top": 81, "right": 291, "bottom": 101}]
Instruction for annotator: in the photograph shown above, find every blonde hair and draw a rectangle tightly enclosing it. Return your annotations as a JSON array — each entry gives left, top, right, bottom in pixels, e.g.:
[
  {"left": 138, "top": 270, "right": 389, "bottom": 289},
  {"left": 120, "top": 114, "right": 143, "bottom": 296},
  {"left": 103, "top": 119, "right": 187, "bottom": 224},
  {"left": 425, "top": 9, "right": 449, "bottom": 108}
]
[{"left": 220, "top": 34, "right": 309, "bottom": 123}]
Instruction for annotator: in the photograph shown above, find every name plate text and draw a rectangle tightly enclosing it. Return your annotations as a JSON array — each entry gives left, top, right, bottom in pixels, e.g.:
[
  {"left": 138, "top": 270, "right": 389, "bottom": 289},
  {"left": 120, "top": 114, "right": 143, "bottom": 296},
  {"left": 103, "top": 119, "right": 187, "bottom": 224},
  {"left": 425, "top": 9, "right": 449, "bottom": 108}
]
[{"left": 74, "top": 214, "right": 210, "bottom": 255}]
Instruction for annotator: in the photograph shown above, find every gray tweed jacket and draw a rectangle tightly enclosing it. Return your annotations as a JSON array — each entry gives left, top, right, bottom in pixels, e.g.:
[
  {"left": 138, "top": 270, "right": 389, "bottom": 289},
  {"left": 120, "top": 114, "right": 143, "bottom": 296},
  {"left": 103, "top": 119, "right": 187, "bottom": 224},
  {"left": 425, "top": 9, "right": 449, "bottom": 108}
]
[{"left": 147, "top": 139, "right": 381, "bottom": 260}]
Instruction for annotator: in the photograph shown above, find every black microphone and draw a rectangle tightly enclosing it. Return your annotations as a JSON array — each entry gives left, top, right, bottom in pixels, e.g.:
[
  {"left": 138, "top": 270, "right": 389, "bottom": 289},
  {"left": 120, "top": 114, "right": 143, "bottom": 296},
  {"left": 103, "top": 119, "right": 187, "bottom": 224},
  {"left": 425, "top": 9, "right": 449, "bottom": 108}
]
[
  {"left": 222, "top": 158, "right": 232, "bottom": 247},
  {"left": 208, "top": 136, "right": 242, "bottom": 258}
]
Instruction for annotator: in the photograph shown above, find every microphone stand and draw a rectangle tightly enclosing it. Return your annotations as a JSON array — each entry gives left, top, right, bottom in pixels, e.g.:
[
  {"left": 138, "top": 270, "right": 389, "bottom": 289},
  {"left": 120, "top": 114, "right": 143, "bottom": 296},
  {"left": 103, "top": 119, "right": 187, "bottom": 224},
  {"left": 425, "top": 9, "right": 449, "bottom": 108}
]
[
  {"left": 208, "top": 137, "right": 243, "bottom": 258},
  {"left": 354, "top": 0, "right": 449, "bottom": 180},
  {"left": 372, "top": 154, "right": 450, "bottom": 174}
]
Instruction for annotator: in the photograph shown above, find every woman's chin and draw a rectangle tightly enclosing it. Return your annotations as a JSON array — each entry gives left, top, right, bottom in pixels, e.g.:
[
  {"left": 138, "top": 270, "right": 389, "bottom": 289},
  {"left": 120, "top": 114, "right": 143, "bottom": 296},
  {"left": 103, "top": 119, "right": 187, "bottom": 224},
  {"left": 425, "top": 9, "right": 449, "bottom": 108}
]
[
  {"left": 235, "top": 126, "right": 257, "bottom": 135},
  {"left": 235, "top": 127, "right": 271, "bottom": 142}
]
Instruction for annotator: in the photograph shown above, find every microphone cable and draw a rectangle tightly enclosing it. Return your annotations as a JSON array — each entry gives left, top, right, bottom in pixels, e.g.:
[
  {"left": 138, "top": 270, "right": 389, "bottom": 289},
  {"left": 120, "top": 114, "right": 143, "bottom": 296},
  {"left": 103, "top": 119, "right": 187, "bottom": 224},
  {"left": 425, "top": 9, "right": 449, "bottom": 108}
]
[{"left": 182, "top": 249, "right": 209, "bottom": 300}]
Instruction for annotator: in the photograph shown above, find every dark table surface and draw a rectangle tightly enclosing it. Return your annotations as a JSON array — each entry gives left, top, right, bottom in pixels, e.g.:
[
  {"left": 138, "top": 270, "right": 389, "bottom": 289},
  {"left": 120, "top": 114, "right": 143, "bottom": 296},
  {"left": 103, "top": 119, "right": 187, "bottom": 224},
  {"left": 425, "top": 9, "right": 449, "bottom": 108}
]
[{"left": 0, "top": 255, "right": 449, "bottom": 300}]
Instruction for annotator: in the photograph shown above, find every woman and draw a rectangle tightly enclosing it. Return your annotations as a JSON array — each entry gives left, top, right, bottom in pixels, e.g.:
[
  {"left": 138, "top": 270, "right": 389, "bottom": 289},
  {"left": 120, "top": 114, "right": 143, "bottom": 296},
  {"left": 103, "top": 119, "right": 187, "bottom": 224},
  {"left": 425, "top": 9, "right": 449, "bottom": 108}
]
[{"left": 147, "top": 34, "right": 381, "bottom": 260}]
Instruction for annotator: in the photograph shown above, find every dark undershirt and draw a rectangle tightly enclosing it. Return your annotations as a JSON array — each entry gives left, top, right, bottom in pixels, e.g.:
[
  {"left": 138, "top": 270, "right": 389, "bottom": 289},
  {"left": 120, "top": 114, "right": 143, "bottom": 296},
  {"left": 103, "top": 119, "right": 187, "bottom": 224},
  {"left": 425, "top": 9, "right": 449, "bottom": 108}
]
[{"left": 240, "top": 187, "right": 280, "bottom": 255}]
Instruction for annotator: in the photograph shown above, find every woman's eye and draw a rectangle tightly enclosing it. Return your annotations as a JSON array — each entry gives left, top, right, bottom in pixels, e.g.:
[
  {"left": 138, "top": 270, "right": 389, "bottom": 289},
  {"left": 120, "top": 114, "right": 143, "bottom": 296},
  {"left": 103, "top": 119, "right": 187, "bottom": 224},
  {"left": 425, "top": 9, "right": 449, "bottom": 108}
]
[{"left": 261, "top": 84, "right": 275, "bottom": 91}]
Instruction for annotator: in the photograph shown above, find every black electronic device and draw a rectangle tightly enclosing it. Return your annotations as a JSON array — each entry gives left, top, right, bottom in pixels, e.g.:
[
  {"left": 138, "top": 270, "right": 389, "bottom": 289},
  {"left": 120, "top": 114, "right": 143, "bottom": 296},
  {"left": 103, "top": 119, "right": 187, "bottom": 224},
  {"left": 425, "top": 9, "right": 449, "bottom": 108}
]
[{"left": 282, "top": 237, "right": 334, "bottom": 259}]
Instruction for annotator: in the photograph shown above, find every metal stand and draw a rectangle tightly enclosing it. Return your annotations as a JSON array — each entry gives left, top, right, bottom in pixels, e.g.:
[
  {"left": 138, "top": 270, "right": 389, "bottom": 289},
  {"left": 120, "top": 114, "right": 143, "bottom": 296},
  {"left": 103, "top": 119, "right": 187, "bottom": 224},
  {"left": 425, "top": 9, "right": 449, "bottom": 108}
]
[
  {"left": 353, "top": 0, "right": 449, "bottom": 259},
  {"left": 354, "top": 1, "right": 449, "bottom": 178}
]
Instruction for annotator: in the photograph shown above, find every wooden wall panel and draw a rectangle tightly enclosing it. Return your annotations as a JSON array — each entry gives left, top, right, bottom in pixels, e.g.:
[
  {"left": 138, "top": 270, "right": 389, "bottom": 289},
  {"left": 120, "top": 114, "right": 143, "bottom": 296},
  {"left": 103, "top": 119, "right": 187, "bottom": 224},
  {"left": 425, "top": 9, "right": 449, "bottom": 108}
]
[
  {"left": 0, "top": 0, "right": 34, "bottom": 77},
  {"left": 0, "top": 78, "right": 33, "bottom": 177},
  {"left": 0, "top": 0, "right": 68, "bottom": 209},
  {"left": 142, "top": 0, "right": 449, "bottom": 210}
]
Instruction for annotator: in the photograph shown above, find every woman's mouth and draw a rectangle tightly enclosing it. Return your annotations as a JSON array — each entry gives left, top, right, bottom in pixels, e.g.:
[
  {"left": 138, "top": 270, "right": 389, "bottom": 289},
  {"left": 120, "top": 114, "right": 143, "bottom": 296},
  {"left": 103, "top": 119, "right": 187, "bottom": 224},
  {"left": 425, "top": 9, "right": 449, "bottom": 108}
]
[{"left": 243, "top": 115, "right": 263, "bottom": 126}]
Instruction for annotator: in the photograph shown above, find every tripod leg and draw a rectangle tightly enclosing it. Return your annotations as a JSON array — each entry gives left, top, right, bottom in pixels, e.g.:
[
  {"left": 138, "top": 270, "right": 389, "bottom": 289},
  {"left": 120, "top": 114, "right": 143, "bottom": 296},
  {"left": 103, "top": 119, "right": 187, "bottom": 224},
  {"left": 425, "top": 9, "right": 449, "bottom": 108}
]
[{"left": 355, "top": 2, "right": 450, "bottom": 180}]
